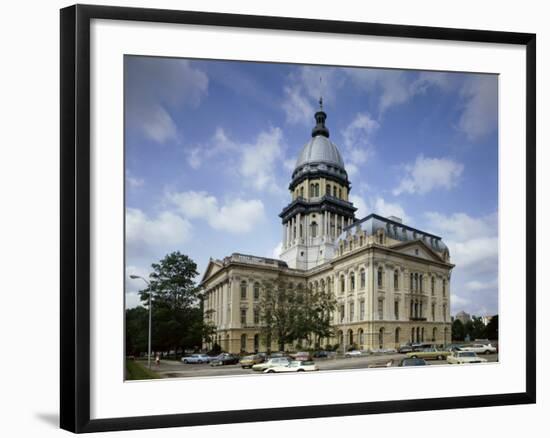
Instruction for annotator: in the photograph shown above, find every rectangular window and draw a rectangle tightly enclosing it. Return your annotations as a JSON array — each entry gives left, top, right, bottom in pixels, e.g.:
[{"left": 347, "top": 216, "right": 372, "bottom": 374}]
[
  {"left": 240, "top": 283, "right": 247, "bottom": 300},
  {"left": 432, "top": 303, "right": 436, "bottom": 321},
  {"left": 350, "top": 303, "right": 354, "bottom": 322},
  {"left": 240, "top": 308, "right": 247, "bottom": 324},
  {"left": 339, "top": 305, "right": 345, "bottom": 323},
  {"left": 254, "top": 285, "right": 260, "bottom": 300},
  {"left": 360, "top": 301, "right": 365, "bottom": 320},
  {"left": 394, "top": 300, "right": 399, "bottom": 320},
  {"left": 378, "top": 299, "right": 384, "bottom": 320},
  {"left": 253, "top": 309, "right": 259, "bottom": 324}
]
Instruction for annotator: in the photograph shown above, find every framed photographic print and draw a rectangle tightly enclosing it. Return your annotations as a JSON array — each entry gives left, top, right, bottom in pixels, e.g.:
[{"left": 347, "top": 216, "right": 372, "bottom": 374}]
[{"left": 60, "top": 4, "right": 536, "bottom": 433}]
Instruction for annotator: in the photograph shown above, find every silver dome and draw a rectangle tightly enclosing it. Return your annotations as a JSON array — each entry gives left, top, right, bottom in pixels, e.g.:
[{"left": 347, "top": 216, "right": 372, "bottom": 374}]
[{"left": 295, "top": 135, "right": 345, "bottom": 170}]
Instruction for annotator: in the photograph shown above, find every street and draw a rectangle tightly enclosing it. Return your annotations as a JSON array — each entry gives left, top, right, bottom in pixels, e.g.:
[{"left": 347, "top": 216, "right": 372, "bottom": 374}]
[{"left": 138, "top": 353, "right": 499, "bottom": 379}]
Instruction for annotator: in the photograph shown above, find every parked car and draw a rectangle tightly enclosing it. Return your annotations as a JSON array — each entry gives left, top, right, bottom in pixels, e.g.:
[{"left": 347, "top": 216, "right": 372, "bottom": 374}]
[
  {"left": 446, "top": 343, "right": 466, "bottom": 352},
  {"left": 398, "top": 345, "right": 414, "bottom": 354},
  {"left": 459, "top": 344, "right": 497, "bottom": 355},
  {"left": 264, "top": 360, "right": 319, "bottom": 373},
  {"left": 292, "top": 351, "right": 312, "bottom": 361},
  {"left": 313, "top": 350, "right": 329, "bottom": 358},
  {"left": 406, "top": 347, "right": 451, "bottom": 360},
  {"left": 399, "top": 357, "right": 428, "bottom": 367},
  {"left": 181, "top": 354, "right": 211, "bottom": 364},
  {"left": 252, "top": 357, "right": 290, "bottom": 371},
  {"left": 209, "top": 353, "right": 240, "bottom": 366},
  {"left": 447, "top": 351, "right": 488, "bottom": 364},
  {"left": 345, "top": 350, "right": 363, "bottom": 358},
  {"left": 239, "top": 354, "right": 265, "bottom": 369}
]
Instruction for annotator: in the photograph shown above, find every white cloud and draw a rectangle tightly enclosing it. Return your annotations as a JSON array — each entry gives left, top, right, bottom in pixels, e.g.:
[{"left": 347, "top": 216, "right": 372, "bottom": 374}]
[
  {"left": 185, "top": 127, "right": 286, "bottom": 194},
  {"left": 349, "top": 194, "right": 369, "bottom": 219},
  {"left": 185, "top": 127, "right": 239, "bottom": 170},
  {"left": 424, "top": 211, "right": 497, "bottom": 242},
  {"left": 424, "top": 211, "right": 498, "bottom": 315},
  {"left": 393, "top": 155, "right": 464, "bottom": 195},
  {"left": 451, "top": 294, "right": 470, "bottom": 308},
  {"left": 373, "top": 197, "right": 408, "bottom": 223},
  {"left": 240, "top": 127, "right": 286, "bottom": 193},
  {"left": 141, "top": 104, "right": 178, "bottom": 144},
  {"left": 283, "top": 158, "right": 296, "bottom": 173},
  {"left": 465, "top": 278, "right": 498, "bottom": 292},
  {"left": 167, "top": 191, "right": 265, "bottom": 234},
  {"left": 126, "top": 174, "right": 144, "bottom": 188},
  {"left": 126, "top": 208, "right": 192, "bottom": 257},
  {"left": 126, "top": 58, "right": 208, "bottom": 144},
  {"left": 282, "top": 85, "right": 314, "bottom": 125},
  {"left": 271, "top": 242, "right": 283, "bottom": 259},
  {"left": 341, "top": 112, "right": 379, "bottom": 171},
  {"left": 457, "top": 75, "right": 498, "bottom": 142},
  {"left": 345, "top": 69, "right": 451, "bottom": 115}
]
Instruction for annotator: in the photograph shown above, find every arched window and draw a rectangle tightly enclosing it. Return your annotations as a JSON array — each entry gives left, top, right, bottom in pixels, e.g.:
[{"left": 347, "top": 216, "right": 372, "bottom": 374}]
[
  {"left": 431, "top": 303, "right": 435, "bottom": 321},
  {"left": 442, "top": 279, "right": 447, "bottom": 296},
  {"left": 443, "top": 304, "right": 447, "bottom": 321},
  {"left": 326, "top": 184, "right": 331, "bottom": 196},
  {"left": 378, "top": 328, "right": 384, "bottom": 348},
  {"left": 377, "top": 267, "right": 384, "bottom": 288},
  {"left": 431, "top": 277, "right": 435, "bottom": 295},
  {"left": 350, "top": 272, "right": 355, "bottom": 291},
  {"left": 395, "top": 327, "right": 401, "bottom": 345},
  {"left": 310, "top": 183, "right": 315, "bottom": 196},
  {"left": 360, "top": 269, "right": 366, "bottom": 289},
  {"left": 311, "top": 221, "right": 318, "bottom": 238},
  {"left": 253, "top": 282, "right": 260, "bottom": 300},
  {"left": 327, "top": 277, "right": 332, "bottom": 293},
  {"left": 240, "top": 334, "right": 247, "bottom": 352},
  {"left": 339, "top": 188, "right": 342, "bottom": 198},
  {"left": 300, "top": 187, "right": 304, "bottom": 198},
  {"left": 254, "top": 334, "right": 259, "bottom": 352},
  {"left": 359, "top": 235, "right": 364, "bottom": 246},
  {"left": 378, "top": 232, "right": 384, "bottom": 244},
  {"left": 394, "top": 270, "right": 399, "bottom": 290},
  {"left": 359, "top": 328, "right": 364, "bottom": 346},
  {"left": 432, "top": 327, "right": 437, "bottom": 342},
  {"left": 340, "top": 275, "right": 345, "bottom": 294},
  {"left": 240, "top": 281, "right": 247, "bottom": 300},
  {"left": 315, "top": 183, "right": 320, "bottom": 197},
  {"left": 299, "top": 223, "right": 303, "bottom": 238}
]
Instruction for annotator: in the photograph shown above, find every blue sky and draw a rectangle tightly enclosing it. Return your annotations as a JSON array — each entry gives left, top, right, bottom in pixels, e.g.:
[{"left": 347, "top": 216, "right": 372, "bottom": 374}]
[{"left": 124, "top": 56, "right": 499, "bottom": 317}]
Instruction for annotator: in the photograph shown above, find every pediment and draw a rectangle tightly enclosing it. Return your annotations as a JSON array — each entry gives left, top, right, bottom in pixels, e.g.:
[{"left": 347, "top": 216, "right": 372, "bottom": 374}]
[
  {"left": 389, "top": 240, "right": 444, "bottom": 263},
  {"left": 200, "top": 259, "right": 224, "bottom": 285}
]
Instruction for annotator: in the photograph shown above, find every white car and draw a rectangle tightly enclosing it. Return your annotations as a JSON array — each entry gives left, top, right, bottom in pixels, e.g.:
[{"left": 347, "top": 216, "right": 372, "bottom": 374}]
[
  {"left": 459, "top": 344, "right": 497, "bottom": 355},
  {"left": 447, "top": 351, "right": 488, "bottom": 364},
  {"left": 345, "top": 350, "right": 363, "bottom": 358},
  {"left": 252, "top": 357, "right": 290, "bottom": 371},
  {"left": 263, "top": 360, "right": 319, "bottom": 373}
]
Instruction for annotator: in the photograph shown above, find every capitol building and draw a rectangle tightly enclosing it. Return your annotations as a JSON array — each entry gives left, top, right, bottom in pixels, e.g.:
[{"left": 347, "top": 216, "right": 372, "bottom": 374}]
[{"left": 201, "top": 102, "right": 453, "bottom": 354}]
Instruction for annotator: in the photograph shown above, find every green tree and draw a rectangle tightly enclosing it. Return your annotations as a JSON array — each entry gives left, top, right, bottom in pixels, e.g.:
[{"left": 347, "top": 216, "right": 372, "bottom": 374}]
[
  {"left": 137, "top": 251, "right": 212, "bottom": 355},
  {"left": 486, "top": 314, "right": 499, "bottom": 340},
  {"left": 125, "top": 306, "right": 148, "bottom": 356},
  {"left": 452, "top": 319, "right": 465, "bottom": 341},
  {"left": 258, "top": 279, "right": 302, "bottom": 352},
  {"left": 257, "top": 280, "right": 337, "bottom": 351}
]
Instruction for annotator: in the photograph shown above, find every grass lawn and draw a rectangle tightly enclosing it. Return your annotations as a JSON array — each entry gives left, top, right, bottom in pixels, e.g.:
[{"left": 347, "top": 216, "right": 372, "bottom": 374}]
[{"left": 125, "top": 359, "right": 161, "bottom": 380}]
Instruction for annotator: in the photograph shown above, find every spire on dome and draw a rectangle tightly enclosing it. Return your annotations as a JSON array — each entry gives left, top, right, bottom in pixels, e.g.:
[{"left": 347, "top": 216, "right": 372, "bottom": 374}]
[{"left": 311, "top": 96, "right": 330, "bottom": 138}]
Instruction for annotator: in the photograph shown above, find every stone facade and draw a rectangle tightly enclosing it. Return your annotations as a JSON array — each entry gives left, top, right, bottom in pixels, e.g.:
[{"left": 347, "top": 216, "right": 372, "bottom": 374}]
[{"left": 200, "top": 104, "right": 453, "bottom": 353}]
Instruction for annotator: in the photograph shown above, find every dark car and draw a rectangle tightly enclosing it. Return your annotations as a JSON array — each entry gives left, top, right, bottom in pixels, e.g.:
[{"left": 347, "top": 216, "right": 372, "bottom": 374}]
[
  {"left": 399, "top": 357, "right": 428, "bottom": 367},
  {"left": 210, "top": 353, "right": 240, "bottom": 366},
  {"left": 313, "top": 350, "right": 329, "bottom": 358},
  {"left": 397, "top": 345, "right": 414, "bottom": 354}
]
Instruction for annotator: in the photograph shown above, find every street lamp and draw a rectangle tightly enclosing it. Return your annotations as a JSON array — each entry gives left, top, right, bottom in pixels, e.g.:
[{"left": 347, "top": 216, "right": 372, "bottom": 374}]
[{"left": 129, "top": 274, "right": 153, "bottom": 369}]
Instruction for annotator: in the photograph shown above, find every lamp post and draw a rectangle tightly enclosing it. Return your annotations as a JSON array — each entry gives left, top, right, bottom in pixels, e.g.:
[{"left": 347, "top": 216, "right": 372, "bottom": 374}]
[{"left": 130, "top": 274, "right": 152, "bottom": 369}]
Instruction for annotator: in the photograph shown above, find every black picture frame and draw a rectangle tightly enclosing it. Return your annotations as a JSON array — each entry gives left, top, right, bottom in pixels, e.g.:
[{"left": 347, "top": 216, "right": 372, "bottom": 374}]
[{"left": 60, "top": 4, "right": 536, "bottom": 433}]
